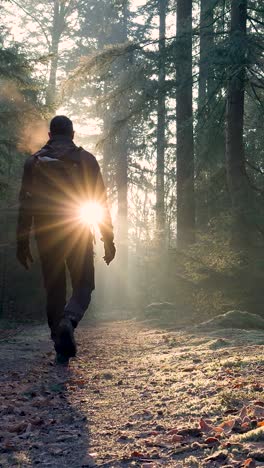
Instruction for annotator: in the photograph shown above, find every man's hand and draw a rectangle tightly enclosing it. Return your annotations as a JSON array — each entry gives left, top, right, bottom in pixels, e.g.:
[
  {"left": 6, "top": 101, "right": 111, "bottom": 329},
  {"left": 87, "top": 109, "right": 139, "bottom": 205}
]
[
  {"left": 16, "top": 244, "right": 33, "bottom": 270},
  {"left": 103, "top": 241, "right": 116, "bottom": 265}
]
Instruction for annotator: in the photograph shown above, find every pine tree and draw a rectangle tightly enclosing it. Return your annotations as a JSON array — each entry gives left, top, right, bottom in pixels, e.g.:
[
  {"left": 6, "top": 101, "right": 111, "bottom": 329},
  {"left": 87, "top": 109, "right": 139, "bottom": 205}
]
[
  {"left": 175, "top": 0, "right": 195, "bottom": 246},
  {"left": 5, "top": 0, "right": 78, "bottom": 111},
  {"left": 225, "top": 0, "right": 251, "bottom": 245},
  {"left": 156, "top": 0, "right": 167, "bottom": 244}
]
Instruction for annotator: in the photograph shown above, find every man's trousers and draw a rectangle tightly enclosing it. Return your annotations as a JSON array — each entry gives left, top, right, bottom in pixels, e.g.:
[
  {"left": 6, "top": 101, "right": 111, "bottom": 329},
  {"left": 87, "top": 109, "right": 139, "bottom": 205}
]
[{"left": 35, "top": 218, "right": 95, "bottom": 341}]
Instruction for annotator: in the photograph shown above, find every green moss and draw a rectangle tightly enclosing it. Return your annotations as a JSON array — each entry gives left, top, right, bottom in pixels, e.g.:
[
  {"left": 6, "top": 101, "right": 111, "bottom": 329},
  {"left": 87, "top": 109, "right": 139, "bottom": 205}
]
[{"left": 234, "top": 427, "right": 264, "bottom": 443}]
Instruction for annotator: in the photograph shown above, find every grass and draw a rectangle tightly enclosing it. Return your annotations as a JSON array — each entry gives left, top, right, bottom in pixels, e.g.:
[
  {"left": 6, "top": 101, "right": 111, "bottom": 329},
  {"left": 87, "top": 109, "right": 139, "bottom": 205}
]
[
  {"left": 219, "top": 389, "right": 252, "bottom": 409},
  {"left": 161, "top": 232, "right": 264, "bottom": 323},
  {"left": 234, "top": 427, "right": 264, "bottom": 443}
]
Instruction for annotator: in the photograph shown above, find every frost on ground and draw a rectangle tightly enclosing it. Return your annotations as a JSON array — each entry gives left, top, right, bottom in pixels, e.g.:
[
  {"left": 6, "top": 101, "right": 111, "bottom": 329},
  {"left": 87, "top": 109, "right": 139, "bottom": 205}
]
[{"left": 0, "top": 320, "right": 263, "bottom": 467}]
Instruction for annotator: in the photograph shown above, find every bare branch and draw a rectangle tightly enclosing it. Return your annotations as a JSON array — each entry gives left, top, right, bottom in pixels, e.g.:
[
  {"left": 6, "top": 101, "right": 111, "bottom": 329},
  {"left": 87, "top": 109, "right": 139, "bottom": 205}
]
[
  {"left": 9, "top": 0, "right": 51, "bottom": 48},
  {"left": 246, "top": 160, "right": 264, "bottom": 175}
]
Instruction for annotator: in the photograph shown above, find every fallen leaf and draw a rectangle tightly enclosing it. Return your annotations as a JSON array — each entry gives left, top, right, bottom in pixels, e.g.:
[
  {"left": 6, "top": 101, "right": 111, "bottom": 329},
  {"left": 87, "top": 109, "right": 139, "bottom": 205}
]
[
  {"left": 200, "top": 418, "right": 213, "bottom": 433},
  {"left": 152, "top": 435, "right": 169, "bottom": 445},
  {"left": 241, "top": 422, "right": 251, "bottom": 430},
  {"left": 69, "top": 378, "right": 86, "bottom": 386},
  {"left": 2, "top": 439, "right": 16, "bottom": 451},
  {"left": 7, "top": 422, "right": 27, "bottom": 434},
  {"left": 204, "top": 437, "right": 220, "bottom": 445},
  {"left": 233, "top": 382, "right": 244, "bottom": 389},
  {"left": 170, "top": 434, "right": 184, "bottom": 443},
  {"left": 253, "top": 401, "right": 264, "bottom": 407},
  {"left": 131, "top": 450, "right": 147, "bottom": 458},
  {"left": 239, "top": 406, "right": 248, "bottom": 420},
  {"left": 178, "top": 427, "right": 202, "bottom": 437},
  {"left": 250, "top": 405, "right": 264, "bottom": 419},
  {"left": 213, "top": 426, "right": 224, "bottom": 433},
  {"left": 257, "top": 421, "right": 264, "bottom": 427},
  {"left": 168, "top": 428, "right": 179, "bottom": 435},
  {"left": 243, "top": 416, "right": 251, "bottom": 424},
  {"left": 29, "top": 417, "right": 44, "bottom": 426},
  {"left": 252, "top": 384, "right": 263, "bottom": 392},
  {"left": 224, "top": 408, "right": 238, "bottom": 415},
  {"left": 219, "top": 419, "right": 235, "bottom": 433},
  {"left": 243, "top": 458, "right": 256, "bottom": 468},
  {"left": 205, "top": 449, "right": 228, "bottom": 462}
]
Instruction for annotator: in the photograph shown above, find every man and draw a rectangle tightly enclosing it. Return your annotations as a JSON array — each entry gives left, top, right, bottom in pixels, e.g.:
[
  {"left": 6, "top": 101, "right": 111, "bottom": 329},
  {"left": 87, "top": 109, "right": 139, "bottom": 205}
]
[{"left": 16, "top": 116, "right": 116, "bottom": 364}]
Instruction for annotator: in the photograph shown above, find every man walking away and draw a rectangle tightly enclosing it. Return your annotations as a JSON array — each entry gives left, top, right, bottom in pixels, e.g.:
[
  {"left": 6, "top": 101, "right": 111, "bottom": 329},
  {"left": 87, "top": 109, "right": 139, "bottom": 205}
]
[{"left": 16, "top": 116, "right": 116, "bottom": 364}]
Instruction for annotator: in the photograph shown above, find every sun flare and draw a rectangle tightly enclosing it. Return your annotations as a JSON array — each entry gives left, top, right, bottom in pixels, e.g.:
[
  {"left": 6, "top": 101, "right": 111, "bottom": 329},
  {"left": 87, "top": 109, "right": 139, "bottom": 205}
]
[{"left": 79, "top": 201, "right": 104, "bottom": 229}]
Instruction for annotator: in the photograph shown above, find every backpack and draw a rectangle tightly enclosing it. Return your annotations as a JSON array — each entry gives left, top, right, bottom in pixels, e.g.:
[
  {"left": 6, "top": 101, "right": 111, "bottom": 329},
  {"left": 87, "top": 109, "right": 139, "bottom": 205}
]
[{"left": 31, "top": 148, "right": 84, "bottom": 216}]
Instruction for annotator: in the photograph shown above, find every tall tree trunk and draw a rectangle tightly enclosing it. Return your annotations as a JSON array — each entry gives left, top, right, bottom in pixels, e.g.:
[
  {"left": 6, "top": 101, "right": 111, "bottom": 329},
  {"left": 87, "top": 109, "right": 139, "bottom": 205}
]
[
  {"left": 198, "top": 0, "right": 214, "bottom": 115},
  {"left": 97, "top": 15, "right": 110, "bottom": 182},
  {"left": 226, "top": 0, "right": 250, "bottom": 246},
  {"left": 156, "top": 0, "right": 167, "bottom": 244},
  {"left": 196, "top": 0, "right": 215, "bottom": 228},
  {"left": 116, "top": 127, "right": 128, "bottom": 265},
  {"left": 176, "top": 0, "right": 195, "bottom": 247},
  {"left": 116, "top": 0, "right": 129, "bottom": 299},
  {"left": 46, "top": 0, "right": 65, "bottom": 109}
]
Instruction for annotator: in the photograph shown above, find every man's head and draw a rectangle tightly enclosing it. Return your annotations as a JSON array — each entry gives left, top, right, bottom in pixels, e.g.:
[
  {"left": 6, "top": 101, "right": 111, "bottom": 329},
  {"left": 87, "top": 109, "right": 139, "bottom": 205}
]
[{"left": 49, "top": 115, "right": 74, "bottom": 139}]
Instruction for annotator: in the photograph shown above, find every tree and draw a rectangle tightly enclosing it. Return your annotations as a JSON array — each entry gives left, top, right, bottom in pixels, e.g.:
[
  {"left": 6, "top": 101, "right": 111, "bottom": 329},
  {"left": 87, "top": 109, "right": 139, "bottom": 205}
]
[
  {"left": 198, "top": 0, "right": 215, "bottom": 118},
  {"left": 46, "top": 0, "right": 68, "bottom": 108},
  {"left": 6, "top": 0, "right": 78, "bottom": 110},
  {"left": 156, "top": 0, "right": 167, "bottom": 244},
  {"left": 0, "top": 30, "right": 44, "bottom": 318},
  {"left": 196, "top": 0, "right": 214, "bottom": 227},
  {"left": 225, "top": 0, "right": 251, "bottom": 246},
  {"left": 175, "top": 0, "right": 195, "bottom": 246},
  {"left": 115, "top": 1, "right": 129, "bottom": 282}
]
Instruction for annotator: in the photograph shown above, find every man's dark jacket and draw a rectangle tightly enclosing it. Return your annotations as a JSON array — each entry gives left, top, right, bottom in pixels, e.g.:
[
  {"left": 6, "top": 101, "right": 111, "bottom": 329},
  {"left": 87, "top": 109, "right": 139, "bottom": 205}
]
[{"left": 17, "top": 136, "right": 114, "bottom": 251}]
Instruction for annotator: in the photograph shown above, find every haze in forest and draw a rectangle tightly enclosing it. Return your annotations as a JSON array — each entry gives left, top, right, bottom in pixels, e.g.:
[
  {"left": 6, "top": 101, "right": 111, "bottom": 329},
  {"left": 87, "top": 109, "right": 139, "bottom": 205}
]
[{"left": 0, "top": 0, "right": 263, "bottom": 327}]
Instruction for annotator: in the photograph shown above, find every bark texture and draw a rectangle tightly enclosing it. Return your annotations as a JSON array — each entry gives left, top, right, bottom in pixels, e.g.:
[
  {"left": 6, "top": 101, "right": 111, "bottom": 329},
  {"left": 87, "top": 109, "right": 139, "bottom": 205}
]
[
  {"left": 46, "top": 0, "right": 66, "bottom": 109},
  {"left": 196, "top": 0, "right": 215, "bottom": 228},
  {"left": 176, "top": 0, "right": 195, "bottom": 247},
  {"left": 116, "top": 0, "right": 129, "bottom": 295},
  {"left": 156, "top": 0, "right": 167, "bottom": 243},
  {"left": 198, "top": 0, "right": 214, "bottom": 115},
  {"left": 226, "top": 0, "right": 251, "bottom": 246}
]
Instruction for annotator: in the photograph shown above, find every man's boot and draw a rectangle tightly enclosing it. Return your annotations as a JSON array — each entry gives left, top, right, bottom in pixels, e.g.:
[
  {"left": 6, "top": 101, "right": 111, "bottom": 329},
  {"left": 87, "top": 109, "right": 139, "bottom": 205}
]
[
  {"left": 55, "top": 353, "right": 70, "bottom": 366},
  {"left": 55, "top": 317, "right": 76, "bottom": 358}
]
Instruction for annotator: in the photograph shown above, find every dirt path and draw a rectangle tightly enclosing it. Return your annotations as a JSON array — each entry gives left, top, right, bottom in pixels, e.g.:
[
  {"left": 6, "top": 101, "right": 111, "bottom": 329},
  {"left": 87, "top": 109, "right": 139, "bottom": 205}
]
[{"left": 0, "top": 321, "right": 264, "bottom": 467}]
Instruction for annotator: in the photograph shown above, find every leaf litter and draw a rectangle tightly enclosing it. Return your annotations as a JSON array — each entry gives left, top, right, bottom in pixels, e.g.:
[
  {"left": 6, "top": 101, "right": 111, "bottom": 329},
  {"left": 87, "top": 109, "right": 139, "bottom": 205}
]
[{"left": 0, "top": 321, "right": 263, "bottom": 466}]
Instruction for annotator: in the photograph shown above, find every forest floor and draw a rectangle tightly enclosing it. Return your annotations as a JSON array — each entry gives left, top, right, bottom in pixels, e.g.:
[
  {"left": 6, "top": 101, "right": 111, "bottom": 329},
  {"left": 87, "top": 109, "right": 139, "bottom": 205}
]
[{"left": 0, "top": 320, "right": 264, "bottom": 467}]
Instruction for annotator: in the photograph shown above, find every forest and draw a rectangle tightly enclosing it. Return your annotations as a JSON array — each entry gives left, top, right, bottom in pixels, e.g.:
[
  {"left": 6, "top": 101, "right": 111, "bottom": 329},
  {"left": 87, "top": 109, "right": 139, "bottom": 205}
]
[
  {"left": 0, "top": 0, "right": 264, "bottom": 324},
  {"left": 1, "top": 2, "right": 264, "bottom": 467}
]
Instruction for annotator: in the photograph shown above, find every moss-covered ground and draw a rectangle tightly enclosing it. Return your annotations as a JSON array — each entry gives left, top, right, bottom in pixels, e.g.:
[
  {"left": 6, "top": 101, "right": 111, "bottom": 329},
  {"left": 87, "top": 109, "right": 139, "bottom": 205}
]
[{"left": 0, "top": 321, "right": 263, "bottom": 467}]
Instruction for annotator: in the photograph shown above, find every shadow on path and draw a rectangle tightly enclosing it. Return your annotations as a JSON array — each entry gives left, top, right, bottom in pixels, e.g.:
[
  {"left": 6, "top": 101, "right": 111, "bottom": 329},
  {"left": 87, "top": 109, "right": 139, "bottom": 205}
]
[{"left": 0, "top": 324, "right": 90, "bottom": 467}]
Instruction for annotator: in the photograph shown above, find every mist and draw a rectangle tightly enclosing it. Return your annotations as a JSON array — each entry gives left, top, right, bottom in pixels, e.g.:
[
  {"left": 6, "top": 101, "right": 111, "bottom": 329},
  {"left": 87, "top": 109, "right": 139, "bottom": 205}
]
[
  {"left": 0, "top": 0, "right": 264, "bottom": 328},
  {"left": 0, "top": 2, "right": 264, "bottom": 468}
]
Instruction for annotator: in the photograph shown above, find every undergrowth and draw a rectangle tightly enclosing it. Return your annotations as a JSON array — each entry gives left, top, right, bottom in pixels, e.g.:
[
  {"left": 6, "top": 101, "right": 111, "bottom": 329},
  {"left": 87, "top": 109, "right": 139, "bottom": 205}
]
[{"left": 155, "top": 231, "right": 264, "bottom": 323}]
